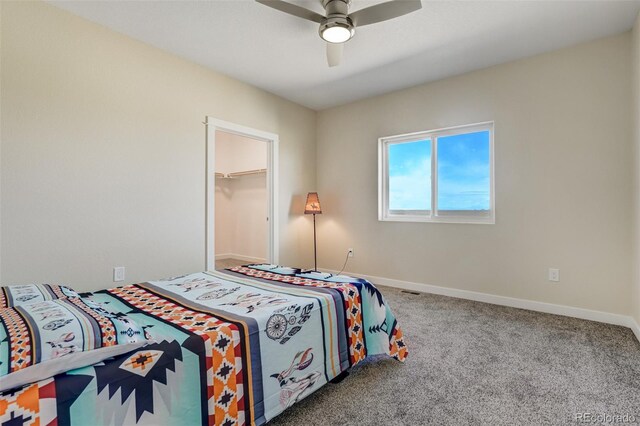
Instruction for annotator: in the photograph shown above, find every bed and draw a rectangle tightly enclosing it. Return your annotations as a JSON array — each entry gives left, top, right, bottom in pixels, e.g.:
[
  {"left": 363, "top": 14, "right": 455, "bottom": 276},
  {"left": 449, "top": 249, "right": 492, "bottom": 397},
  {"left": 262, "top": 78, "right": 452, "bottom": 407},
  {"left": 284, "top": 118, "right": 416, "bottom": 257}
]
[{"left": 0, "top": 265, "right": 407, "bottom": 426}]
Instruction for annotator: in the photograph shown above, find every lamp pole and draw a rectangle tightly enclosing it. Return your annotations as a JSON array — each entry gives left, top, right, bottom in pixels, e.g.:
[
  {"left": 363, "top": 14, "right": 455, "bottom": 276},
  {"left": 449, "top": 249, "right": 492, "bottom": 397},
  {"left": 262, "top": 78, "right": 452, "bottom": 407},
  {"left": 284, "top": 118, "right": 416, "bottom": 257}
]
[
  {"left": 313, "top": 213, "right": 317, "bottom": 272},
  {"left": 304, "top": 192, "right": 321, "bottom": 273}
]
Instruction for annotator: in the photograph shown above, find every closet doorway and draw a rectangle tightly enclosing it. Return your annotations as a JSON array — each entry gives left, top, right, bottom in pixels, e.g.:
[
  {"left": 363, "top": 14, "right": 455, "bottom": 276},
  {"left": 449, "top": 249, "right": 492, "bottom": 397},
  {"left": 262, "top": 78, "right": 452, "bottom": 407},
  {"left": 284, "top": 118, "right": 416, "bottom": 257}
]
[{"left": 205, "top": 118, "right": 279, "bottom": 271}]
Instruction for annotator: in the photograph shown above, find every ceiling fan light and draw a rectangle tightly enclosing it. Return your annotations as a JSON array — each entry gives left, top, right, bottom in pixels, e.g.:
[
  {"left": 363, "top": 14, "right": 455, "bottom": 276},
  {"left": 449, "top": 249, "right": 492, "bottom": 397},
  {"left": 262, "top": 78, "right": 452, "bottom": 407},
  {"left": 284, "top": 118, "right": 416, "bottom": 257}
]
[
  {"left": 319, "top": 19, "right": 354, "bottom": 43},
  {"left": 321, "top": 25, "right": 352, "bottom": 43}
]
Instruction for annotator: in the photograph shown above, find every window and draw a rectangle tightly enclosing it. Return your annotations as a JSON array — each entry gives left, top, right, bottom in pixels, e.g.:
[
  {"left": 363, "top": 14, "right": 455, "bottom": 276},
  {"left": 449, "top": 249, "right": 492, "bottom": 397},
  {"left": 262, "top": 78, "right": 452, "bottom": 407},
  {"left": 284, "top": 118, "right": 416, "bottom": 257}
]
[{"left": 378, "top": 122, "right": 494, "bottom": 224}]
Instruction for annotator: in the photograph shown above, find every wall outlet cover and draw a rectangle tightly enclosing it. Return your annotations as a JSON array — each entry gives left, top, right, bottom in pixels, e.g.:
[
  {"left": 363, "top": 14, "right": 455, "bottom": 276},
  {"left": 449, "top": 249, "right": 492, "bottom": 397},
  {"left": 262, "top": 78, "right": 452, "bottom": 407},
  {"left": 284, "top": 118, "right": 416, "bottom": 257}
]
[{"left": 113, "top": 266, "right": 125, "bottom": 282}]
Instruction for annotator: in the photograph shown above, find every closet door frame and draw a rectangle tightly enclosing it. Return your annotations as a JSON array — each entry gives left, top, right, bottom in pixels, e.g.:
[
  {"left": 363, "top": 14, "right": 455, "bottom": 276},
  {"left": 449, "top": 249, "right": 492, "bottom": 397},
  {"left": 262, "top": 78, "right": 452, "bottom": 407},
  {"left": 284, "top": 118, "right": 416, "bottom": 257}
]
[{"left": 205, "top": 117, "right": 279, "bottom": 271}]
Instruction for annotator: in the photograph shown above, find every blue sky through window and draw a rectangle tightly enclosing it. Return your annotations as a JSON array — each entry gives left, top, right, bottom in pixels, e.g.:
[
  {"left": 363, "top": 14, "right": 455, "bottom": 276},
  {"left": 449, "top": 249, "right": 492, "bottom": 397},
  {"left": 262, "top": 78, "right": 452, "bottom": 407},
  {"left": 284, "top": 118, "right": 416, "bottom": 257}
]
[
  {"left": 388, "top": 139, "right": 431, "bottom": 210},
  {"left": 437, "top": 131, "right": 490, "bottom": 211},
  {"left": 388, "top": 130, "right": 490, "bottom": 211}
]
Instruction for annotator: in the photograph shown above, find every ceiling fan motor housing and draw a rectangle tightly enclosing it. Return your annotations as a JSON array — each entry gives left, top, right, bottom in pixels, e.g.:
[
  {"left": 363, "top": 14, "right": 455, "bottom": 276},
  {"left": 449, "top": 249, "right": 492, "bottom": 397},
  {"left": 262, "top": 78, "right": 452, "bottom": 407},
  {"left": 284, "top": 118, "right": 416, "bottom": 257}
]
[
  {"left": 322, "top": 0, "right": 350, "bottom": 16},
  {"left": 319, "top": 0, "right": 355, "bottom": 42}
]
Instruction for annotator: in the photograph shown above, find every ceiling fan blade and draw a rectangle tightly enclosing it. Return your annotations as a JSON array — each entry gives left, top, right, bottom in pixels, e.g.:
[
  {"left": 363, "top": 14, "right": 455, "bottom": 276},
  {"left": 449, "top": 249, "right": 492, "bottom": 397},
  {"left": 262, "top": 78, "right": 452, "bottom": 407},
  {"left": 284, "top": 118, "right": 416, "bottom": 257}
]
[
  {"left": 326, "top": 42, "right": 343, "bottom": 67},
  {"left": 350, "top": 0, "right": 422, "bottom": 27},
  {"left": 255, "top": 0, "right": 324, "bottom": 24}
]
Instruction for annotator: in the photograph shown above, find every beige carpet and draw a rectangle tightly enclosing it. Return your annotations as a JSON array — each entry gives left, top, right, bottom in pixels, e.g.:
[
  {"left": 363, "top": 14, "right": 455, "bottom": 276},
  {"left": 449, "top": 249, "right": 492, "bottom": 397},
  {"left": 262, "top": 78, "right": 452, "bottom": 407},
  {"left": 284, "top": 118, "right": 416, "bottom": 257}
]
[
  {"left": 270, "top": 286, "right": 640, "bottom": 425},
  {"left": 215, "top": 258, "right": 248, "bottom": 270}
]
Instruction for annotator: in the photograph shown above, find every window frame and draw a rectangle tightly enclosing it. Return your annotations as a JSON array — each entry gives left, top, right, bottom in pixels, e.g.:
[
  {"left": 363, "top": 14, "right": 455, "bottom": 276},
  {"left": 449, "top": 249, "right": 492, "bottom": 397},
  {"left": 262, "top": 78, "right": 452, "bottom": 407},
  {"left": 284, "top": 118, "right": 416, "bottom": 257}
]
[{"left": 378, "top": 121, "right": 495, "bottom": 224}]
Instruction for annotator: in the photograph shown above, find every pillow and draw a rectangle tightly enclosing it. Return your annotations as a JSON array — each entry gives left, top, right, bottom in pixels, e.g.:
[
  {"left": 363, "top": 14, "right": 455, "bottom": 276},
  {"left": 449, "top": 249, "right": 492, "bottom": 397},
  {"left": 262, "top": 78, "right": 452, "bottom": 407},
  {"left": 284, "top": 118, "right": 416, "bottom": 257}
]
[
  {"left": 0, "top": 298, "right": 148, "bottom": 391},
  {"left": 0, "top": 284, "right": 80, "bottom": 308}
]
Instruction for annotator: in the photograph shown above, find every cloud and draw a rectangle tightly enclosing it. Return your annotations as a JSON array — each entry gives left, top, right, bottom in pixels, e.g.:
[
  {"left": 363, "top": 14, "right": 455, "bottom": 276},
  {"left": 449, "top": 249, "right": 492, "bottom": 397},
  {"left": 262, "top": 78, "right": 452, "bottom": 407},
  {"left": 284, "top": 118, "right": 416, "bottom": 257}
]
[{"left": 389, "top": 157, "right": 431, "bottom": 210}]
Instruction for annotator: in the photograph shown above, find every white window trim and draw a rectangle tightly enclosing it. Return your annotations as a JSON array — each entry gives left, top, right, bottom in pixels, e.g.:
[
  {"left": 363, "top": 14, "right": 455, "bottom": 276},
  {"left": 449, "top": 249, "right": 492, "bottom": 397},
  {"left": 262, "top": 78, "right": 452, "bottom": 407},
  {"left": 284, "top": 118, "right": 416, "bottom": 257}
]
[{"left": 378, "top": 121, "right": 495, "bottom": 224}]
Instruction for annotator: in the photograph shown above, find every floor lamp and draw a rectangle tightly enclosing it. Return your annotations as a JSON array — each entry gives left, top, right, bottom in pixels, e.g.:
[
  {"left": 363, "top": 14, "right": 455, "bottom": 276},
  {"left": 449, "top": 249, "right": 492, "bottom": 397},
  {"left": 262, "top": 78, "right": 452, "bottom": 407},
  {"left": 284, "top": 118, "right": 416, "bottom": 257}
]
[{"left": 304, "top": 192, "right": 322, "bottom": 272}]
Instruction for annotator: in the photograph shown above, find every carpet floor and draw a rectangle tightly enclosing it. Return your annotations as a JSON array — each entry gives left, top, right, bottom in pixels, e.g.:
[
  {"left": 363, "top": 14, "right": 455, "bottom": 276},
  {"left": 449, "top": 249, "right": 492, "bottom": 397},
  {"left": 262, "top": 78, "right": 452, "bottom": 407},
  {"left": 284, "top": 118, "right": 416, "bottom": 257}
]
[
  {"left": 270, "top": 286, "right": 640, "bottom": 425},
  {"left": 215, "top": 258, "right": 249, "bottom": 270}
]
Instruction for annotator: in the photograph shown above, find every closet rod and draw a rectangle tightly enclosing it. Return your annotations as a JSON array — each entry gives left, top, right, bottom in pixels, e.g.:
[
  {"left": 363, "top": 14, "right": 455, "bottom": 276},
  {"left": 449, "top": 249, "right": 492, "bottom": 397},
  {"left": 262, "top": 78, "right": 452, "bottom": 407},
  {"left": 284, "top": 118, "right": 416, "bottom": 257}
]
[
  {"left": 215, "top": 168, "right": 266, "bottom": 179},
  {"left": 230, "top": 168, "right": 266, "bottom": 177}
]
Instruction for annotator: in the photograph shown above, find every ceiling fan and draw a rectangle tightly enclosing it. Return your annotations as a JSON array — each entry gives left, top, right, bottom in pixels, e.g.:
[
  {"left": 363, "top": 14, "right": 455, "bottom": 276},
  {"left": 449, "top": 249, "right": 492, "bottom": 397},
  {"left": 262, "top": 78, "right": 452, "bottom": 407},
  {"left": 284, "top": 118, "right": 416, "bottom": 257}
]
[{"left": 255, "top": 0, "right": 422, "bottom": 67}]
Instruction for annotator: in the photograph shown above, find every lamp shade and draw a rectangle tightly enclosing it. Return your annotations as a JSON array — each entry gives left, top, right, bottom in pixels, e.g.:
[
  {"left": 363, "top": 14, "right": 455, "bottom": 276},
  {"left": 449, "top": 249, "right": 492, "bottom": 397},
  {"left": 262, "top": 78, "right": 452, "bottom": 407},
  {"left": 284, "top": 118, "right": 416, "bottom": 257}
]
[{"left": 304, "top": 192, "right": 322, "bottom": 214}]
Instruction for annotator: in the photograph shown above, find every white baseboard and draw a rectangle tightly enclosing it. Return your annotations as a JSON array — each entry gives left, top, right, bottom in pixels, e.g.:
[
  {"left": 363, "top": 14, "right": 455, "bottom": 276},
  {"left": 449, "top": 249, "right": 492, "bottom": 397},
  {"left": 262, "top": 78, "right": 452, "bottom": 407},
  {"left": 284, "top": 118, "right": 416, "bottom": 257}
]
[
  {"left": 321, "top": 268, "right": 640, "bottom": 343},
  {"left": 215, "top": 253, "right": 266, "bottom": 263}
]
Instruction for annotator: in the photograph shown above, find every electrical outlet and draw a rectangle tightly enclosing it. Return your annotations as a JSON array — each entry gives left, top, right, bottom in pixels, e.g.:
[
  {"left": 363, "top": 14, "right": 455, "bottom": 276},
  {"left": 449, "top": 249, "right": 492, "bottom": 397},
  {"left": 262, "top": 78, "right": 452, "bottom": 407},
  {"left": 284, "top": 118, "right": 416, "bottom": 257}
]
[
  {"left": 113, "top": 266, "right": 125, "bottom": 282},
  {"left": 548, "top": 268, "right": 560, "bottom": 282},
  {"left": 348, "top": 248, "right": 354, "bottom": 258}
]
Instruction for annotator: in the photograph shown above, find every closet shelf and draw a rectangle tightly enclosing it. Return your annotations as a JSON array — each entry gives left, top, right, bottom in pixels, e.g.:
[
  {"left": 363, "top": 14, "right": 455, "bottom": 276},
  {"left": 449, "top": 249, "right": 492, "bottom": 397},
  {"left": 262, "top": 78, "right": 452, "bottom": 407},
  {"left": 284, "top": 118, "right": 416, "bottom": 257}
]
[{"left": 215, "top": 168, "right": 266, "bottom": 179}]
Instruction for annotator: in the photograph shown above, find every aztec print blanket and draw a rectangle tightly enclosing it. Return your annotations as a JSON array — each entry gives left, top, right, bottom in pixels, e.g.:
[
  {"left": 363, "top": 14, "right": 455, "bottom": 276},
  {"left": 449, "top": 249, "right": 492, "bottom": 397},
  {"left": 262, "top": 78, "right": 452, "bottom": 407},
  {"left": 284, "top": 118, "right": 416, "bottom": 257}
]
[{"left": 0, "top": 266, "right": 407, "bottom": 426}]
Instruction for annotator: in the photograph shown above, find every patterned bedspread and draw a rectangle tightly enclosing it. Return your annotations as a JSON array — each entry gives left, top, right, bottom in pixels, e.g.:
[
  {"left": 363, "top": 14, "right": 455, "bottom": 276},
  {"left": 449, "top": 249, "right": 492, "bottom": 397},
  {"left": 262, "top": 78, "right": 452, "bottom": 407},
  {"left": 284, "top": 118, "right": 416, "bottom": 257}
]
[{"left": 0, "top": 266, "right": 407, "bottom": 426}]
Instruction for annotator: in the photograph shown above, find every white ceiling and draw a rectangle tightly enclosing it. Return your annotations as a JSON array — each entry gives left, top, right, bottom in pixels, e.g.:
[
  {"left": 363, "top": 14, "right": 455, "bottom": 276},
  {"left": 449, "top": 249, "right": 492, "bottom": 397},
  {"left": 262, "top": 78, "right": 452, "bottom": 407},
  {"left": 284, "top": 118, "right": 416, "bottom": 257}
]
[{"left": 50, "top": 0, "right": 640, "bottom": 110}]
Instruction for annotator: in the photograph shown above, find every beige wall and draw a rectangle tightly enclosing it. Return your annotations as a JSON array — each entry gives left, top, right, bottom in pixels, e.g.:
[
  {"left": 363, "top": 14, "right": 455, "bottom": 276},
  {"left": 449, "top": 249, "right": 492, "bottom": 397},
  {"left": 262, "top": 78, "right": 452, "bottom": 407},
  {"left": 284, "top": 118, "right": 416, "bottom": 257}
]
[
  {"left": 317, "top": 34, "right": 633, "bottom": 316},
  {"left": 633, "top": 13, "right": 640, "bottom": 325},
  {"left": 215, "top": 131, "right": 268, "bottom": 260},
  {"left": 214, "top": 131, "right": 267, "bottom": 175},
  {"left": 215, "top": 175, "right": 268, "bottom": 260},
  {"left": 215, "top": 180, "right": 234, "bottom": 256},
  {"left": 0, "top": 0, "right": 3, "bottom": 284},
  {"left": 0, "top": 1, "right": 316, "bottom": 291}
]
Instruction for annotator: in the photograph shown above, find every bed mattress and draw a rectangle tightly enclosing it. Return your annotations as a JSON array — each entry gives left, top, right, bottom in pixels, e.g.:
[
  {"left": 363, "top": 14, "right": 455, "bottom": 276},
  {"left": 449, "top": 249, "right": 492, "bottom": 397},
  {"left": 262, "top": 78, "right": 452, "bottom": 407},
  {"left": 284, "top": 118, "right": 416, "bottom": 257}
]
[{"left": 0, "top": 265, "right": 407, "bottom": 426}]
